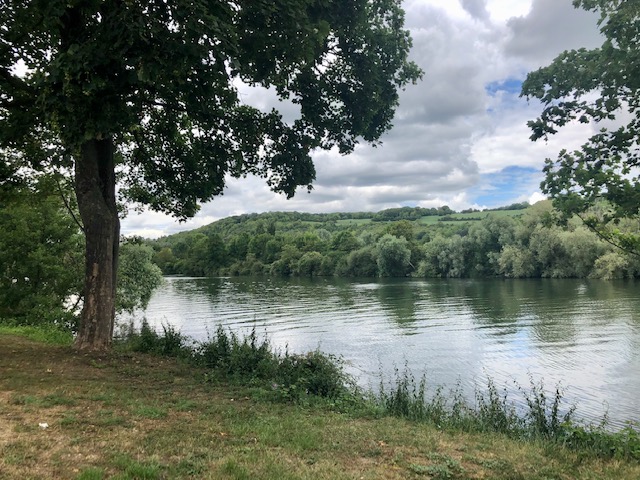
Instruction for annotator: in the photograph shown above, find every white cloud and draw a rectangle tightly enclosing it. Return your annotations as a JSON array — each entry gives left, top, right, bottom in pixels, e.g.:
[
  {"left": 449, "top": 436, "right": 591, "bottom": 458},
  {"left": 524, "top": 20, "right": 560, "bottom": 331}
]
[
  {"left": 120, "top": 0, "right": 604, "bottom": 238},
  {"left": 486, "top": 0, "right": 532, "bottom": 23},
  {"left": 505, "top": 0, "right": 602, "bottom": 67},
  {"left": 528, "top": 191, "right": 547, "bottom": 204}
]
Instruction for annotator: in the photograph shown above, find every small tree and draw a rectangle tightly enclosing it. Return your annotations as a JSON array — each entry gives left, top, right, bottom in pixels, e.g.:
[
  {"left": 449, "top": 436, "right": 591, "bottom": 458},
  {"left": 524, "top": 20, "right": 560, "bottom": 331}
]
[
  {"left": 376, "top": 234, "right": 411, "bottom": 277},
  {"left": 117, "top": 241, "right": 164, "bottom": 314},
  {"left": 1, "top": 1, "right": 421, "bottom": 350}
]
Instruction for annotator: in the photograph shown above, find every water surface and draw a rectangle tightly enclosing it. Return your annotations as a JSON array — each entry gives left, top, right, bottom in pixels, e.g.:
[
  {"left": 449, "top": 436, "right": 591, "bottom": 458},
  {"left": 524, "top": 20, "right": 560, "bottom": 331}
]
[{"left": 136, "top": 276, "right": 640, "bottom": 427}]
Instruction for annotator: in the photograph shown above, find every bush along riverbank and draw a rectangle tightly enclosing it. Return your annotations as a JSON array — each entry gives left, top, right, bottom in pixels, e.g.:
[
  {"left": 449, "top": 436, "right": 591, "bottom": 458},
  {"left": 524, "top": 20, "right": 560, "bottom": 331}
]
[
  {"left": 1, "top": 324, "right": 639, "bottom": 479},
  {"left": 121, "top": 323, "right": 640, "bottom": 460}
]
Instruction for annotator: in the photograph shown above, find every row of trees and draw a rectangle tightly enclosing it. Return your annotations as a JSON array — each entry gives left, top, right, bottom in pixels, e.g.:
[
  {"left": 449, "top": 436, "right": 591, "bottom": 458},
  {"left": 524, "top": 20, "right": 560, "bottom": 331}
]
[
  {"left": 150, "top": 202, "right": 640, "bottom": 280},
  {"left": 419, "top": 209, "right": 639, "bottom": 280}
]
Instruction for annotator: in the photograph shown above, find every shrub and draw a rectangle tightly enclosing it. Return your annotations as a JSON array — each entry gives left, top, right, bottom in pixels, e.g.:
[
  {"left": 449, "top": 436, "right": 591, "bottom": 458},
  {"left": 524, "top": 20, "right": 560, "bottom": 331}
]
[
  {"left": 197, "top": 326, "right": 275, "bottom": 379},
  {"left": 122, "top": 320, "right": 191, "bottom": 357},
  {"left": 276, "top": 350, "right": 351, "bottom": 400}
]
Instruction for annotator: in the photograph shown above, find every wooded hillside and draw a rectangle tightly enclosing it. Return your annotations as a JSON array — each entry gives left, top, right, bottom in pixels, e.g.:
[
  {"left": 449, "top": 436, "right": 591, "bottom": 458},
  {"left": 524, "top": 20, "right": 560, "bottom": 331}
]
[{"left": 147, "top": 201, "right": 640, "bottom": 279}]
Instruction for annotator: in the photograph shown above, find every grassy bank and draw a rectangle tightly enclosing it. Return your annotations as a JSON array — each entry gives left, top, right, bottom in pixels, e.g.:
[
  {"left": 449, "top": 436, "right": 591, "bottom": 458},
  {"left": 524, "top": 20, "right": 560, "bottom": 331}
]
[{"left": 1, "top": 332, "right": 639, "bottom": 479}]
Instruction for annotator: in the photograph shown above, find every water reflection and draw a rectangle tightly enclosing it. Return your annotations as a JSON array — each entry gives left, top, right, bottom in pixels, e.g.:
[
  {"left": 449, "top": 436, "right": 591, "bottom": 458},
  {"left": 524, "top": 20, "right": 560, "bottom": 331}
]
[
  {"left": 375, "top": 280, "right": 420, "bottom": 328},
  {"left": 136, "top": 276, "right": 640, "bottom": 427}
]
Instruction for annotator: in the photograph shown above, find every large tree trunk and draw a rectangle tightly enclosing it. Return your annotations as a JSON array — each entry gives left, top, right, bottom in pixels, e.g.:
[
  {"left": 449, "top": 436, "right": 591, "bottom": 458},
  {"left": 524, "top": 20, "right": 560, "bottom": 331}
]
[{"left": 74, "top": 137, "right": 120, "bottom": 351}]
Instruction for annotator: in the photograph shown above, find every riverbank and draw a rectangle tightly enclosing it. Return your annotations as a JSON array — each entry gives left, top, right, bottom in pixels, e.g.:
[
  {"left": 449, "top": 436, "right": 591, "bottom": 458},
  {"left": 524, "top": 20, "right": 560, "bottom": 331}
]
[{"left": 1, "top": 333, "right": 638, "bottom": 479}]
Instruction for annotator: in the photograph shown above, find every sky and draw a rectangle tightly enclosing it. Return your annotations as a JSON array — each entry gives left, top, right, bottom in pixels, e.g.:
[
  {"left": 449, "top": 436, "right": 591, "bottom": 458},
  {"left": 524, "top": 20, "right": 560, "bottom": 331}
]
[{"left": 121, "top": 0, "right": 605, "bottom": 238}]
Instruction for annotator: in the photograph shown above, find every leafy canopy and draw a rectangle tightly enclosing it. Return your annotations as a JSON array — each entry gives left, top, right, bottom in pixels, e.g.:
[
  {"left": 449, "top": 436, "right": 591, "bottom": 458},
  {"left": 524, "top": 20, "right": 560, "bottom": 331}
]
[
  {"left": 0, "top": 0, "right": 421, "bottom": 218},
  {"left": 0, "top": 175, "right": 83, "bottom": 325},
  {"left": 521, "top": 0, "right": 640, "bottom": 253}
]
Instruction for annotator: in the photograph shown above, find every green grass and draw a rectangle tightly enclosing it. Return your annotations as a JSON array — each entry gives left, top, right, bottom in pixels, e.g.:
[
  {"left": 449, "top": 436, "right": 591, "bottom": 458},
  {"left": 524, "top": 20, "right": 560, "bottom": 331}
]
[
  {"left": 118, "top": 321, "right": 354, "bottom": 403},
  {"left": 0, "top": 323, "right": 73, "bottom": 345},
  {"left": 417, "top": 209, "right": 525, "bottom": 225},
  {"left": 118, "top": 324, "right": 640, "bottom": 460},
  {"left": 2, "top": 330, "right": 640, "bottom": 479},
  {"left": 336, "top": 218, "right": 374, "bottom": 226}
]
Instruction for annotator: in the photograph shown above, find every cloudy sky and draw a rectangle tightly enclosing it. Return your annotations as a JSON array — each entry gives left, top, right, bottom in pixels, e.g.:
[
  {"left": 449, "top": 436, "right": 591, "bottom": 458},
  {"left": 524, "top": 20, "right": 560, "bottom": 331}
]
[{"left": 122, "top": 0, "right": 604, "bottom": 238}]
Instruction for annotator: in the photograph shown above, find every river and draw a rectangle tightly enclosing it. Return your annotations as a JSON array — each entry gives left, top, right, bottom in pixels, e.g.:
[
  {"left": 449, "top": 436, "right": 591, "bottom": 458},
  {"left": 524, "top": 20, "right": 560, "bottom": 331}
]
[{"left": 131, "top": 276, "right": 640, "bottom": 428}]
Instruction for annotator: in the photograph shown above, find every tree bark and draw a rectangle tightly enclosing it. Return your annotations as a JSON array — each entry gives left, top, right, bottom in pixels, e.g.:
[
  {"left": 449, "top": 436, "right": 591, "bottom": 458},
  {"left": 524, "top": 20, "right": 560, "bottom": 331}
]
[{"left": 74, "top": 138, "right": 120, "bottom": 351}]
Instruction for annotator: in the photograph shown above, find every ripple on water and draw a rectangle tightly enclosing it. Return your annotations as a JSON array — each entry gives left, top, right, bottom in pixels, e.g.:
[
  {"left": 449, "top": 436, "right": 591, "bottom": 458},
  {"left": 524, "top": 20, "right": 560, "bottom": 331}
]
[{"left": 134, "top": 277, "right": 640, "bottom": 427}]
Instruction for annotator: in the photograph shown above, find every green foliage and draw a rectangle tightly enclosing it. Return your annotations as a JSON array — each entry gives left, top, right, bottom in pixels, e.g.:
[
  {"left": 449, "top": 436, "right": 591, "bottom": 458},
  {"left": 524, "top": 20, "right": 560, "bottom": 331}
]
[
  {"left": 384, "top": 220, "right": 415, "bottom": 241},
  {"left": 376, "top": 234, "right": 411, "bottom": 277},
  {"left": 296, "top": 251, "right": 324, "bottom": 276},
  {"left": 0, "top": 175, "right": 83, "bottom": 328},
  {"left": 520, "top": 378, "right": 575, "bottom": 439},
  {"left": 466, "top": 216, "right": 516, "bottom": 276},
  {"left": 473, "top": 379, "right": 521, "bottom": 435},
  {"left": 378, "top": 366, "right": 435, "bottom": 421},
  {"left": 227, "top": 233, "right": 250, "bottom": 261},
  {"left": 0, "top": 176, "right": 164, "bottom": 332},
  {"left": 345, "top": 246, "right": 379, "bottom": 277},
  {"left": 376, "top": 368, "right": 593, "bottom": 448},
  {"left": 591, "top": 251, "right": 639, "bottom": 279},
  {"left": 498, "top": 245, "right": 538, "bottom": 278},
  {"left": 522, "top": 0, "right": 640, "bottom": 254},
  {"left": 123, "top": 321, "right": 191, "bottom": 358},
  {"left": 270, "top": 245, "right": 302, "bottom": 276},
  {"left": 117, "top": 241, "right": 164, "bottom": 314},
  {"left": 276, "top": 350, "right": 352, "bottom": 401},
  {"left": 197, "top": 326, "right": 352, "bottom": 401},
  {"left": 372, "top": 205, "right": 453, "bottom": 222},
  {"left": 410, "top": 454, "right": 465, "bottom": 480},
  {"left": 560, "top": 422, "right": 640, "bottom": 460},
  {"left": 331, "top": 230, "right": 361, "bottom": 252},
  {"left": 198, "top": 326, "right": 275, "bottom": 379},
  {"left": 119, "top": 323, "right": 354, "bottom": 403},
  {"left": 1, "top": 0, "right": 421, "bottom": 218},
  {"left": 150, "top": 204, "right": 640, "bottom": 279},
  {"left": 152, "top": 247, "right": 177, "bottom": 274},
  {"left": 419, "top": 235, "right": 470, "bottom": 278}
]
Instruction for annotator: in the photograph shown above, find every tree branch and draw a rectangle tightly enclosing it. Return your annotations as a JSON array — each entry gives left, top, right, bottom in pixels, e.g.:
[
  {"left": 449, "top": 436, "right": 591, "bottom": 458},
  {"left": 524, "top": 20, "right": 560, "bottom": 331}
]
[
  {"left": 576, "top": 212, "right": 640, "bottom": 257},
  {"left": 54, "top": 174, "right": 85, "bottom": 233}
]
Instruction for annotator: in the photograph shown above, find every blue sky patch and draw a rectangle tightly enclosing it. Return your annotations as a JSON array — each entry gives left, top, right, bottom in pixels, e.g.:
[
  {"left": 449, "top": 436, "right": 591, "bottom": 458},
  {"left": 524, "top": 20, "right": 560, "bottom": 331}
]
[
  {"left": 473, "top": 166, "right": 542, "bottom": 207},
  {"left": 485, "top": 78, "right": 523, "bottom": 97}
]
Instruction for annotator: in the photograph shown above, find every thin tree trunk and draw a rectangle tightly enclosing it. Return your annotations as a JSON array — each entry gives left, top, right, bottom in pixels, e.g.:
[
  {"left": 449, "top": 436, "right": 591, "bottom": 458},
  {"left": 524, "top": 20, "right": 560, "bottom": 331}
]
[{"left": 74, "top": 137, "right": 120, "bottom": 351}]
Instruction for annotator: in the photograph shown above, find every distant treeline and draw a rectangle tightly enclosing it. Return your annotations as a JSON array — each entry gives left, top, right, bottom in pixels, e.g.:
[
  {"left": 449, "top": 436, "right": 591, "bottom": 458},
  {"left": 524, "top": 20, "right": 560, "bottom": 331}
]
[
  {"left": 204, "top": 203, "right": 529, "bottom": 226},
  {"left": 148, "top": 202, "right": 640, "bottom": 280},
  {"left": 209, "top": 205, "right": 456, "bottom": 225},
  {"left": 370, "top": 205, "right": 454, "bottom": 221}
]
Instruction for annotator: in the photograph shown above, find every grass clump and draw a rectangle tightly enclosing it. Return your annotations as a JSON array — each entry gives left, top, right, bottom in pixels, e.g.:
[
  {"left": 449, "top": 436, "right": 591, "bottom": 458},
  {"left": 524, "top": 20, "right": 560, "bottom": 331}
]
[
  {"left": 559, "top": 422, "right": 640, "bottom": 460},
  {"left": 117, "top": 323, "right": 354, "bottom": 403},
  {"left": 120, "top": 320, "right": 191, "bottom": 357},
  {"left": 376, "top": 366, "right": 640, "bottom": 461},
  {"left": 197, "top": 325, "right": 274, "bottom": 377}
]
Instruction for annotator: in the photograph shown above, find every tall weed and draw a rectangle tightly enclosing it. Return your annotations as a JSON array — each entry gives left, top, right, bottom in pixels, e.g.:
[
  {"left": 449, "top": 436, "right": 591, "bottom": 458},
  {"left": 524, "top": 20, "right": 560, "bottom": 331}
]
[
  {"left": 519, "top": 377, "right": 575, "bottom": 438},
  {"left": 115, "top": 322, "right": 640, "bottom": 460},
  {"left": 119, "top": 320, "right": 191, "bottom": 357}
]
